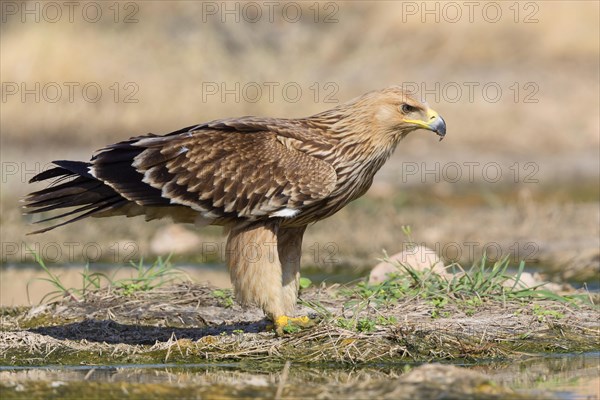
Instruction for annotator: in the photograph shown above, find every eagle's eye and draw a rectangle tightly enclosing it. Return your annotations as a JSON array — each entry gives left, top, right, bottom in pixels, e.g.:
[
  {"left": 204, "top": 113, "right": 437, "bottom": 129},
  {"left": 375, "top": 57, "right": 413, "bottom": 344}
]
[{"left": 400, "top": 103, "right": 416, "bottom": 114}]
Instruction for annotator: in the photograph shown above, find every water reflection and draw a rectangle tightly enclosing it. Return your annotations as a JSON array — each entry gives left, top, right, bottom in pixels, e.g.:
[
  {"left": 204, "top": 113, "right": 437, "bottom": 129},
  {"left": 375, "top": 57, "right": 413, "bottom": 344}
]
[{"left": 1, "top": 352, "right": 598, "bottom": 398}]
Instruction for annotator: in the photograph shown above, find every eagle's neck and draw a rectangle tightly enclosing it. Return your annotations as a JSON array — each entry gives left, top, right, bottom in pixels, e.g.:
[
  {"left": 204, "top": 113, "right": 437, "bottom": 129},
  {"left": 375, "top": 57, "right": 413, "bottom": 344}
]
[{"left": 303, "top": 113, "right": 402, "bottom": 204}]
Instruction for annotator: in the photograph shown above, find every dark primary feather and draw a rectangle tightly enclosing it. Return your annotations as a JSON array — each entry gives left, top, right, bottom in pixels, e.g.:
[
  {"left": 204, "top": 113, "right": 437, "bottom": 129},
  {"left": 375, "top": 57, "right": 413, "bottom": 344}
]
[
  {"left": 24, "top": 162, "right": 129, "bottom": 234},
  {"left": 92, "top": 138, "right": 170, "bottom": 207}
]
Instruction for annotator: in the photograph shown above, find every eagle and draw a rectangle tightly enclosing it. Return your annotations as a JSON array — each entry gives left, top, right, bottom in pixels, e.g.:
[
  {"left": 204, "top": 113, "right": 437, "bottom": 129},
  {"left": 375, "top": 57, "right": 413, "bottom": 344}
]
[{"left": 24, "top": 86, "right": 446, "bottom": 334}]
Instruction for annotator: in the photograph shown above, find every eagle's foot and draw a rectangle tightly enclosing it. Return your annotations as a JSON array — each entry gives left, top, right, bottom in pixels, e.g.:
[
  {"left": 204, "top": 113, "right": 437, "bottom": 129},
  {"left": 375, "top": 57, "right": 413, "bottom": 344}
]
[{"left": 272, "top": 315, "right": 316, "bottom": 336}]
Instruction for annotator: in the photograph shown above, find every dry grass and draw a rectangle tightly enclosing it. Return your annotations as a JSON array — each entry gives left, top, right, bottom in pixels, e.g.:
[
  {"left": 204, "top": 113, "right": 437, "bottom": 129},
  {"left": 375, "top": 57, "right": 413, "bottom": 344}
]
[
  {"left": 1, "top": 264, "right": 597, "bottom": 398},
  {"left": 1, "top": 279, "right": 597, "bottom": 366}
]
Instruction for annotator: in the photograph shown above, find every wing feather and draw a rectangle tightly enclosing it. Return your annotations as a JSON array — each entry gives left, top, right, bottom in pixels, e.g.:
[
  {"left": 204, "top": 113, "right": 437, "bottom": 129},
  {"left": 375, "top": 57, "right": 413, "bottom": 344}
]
[
  {"left": 128, "top": 126, "right": 337, "bottom": 220},
  {"left": 26, "top": 118, "right": 337, "bottom": 232}
]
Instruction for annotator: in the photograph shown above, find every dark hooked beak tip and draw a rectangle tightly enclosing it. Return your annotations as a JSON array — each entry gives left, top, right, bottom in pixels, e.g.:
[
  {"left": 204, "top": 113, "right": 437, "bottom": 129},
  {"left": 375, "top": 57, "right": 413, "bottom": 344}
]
[{"left": 430, "top": 116, "right": 446, "bottom": 140}]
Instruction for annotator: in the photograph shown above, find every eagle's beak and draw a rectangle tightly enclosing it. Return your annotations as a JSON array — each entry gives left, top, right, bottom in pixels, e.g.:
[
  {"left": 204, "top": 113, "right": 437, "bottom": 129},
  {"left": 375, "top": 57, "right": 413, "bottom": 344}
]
[{"left": 403, "top": 108, "right": 447, "bottom": 140}]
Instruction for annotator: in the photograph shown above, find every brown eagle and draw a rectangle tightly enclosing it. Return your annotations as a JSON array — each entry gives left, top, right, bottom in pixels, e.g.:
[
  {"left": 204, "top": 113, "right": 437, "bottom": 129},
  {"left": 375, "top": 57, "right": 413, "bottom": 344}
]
[{"left": 25, "top": 86, "right": 446, "bottom": 334}]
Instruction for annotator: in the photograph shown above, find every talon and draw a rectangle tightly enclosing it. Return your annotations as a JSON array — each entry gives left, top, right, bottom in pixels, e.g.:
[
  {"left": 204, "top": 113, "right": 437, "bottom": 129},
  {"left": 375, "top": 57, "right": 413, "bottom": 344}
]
[
  {"left": 271, "top": 315, "right": 285, "bottom": 335},
  {"left": 272, "top": 315, "right": 316, "bottom": 336},
  {"left": 290, "top": 316, "right": 314, "bottom": 327}
]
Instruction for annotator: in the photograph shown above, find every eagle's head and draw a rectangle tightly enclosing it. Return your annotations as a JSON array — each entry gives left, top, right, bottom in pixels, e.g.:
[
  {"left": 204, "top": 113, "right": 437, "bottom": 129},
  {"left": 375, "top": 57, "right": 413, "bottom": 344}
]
[
  {"left": 366, "top": 86, "right": 446, "bottom": 141},
  {"left": 311, "top": 86, "right": 446, "bottom": 158}
]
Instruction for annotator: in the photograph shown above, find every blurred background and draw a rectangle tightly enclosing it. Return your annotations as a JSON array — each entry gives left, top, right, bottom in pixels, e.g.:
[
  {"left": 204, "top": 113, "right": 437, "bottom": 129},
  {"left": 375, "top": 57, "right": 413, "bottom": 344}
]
[{"left": 1, "top": 1, "right": 598, "bottom": 305}]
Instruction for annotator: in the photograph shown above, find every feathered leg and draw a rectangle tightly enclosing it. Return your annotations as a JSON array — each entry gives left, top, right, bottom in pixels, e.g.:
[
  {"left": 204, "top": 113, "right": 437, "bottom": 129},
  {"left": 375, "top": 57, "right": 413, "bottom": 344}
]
[
  {"left": 226, "top": 221, "right": 285, "bottom": 319},
  {"left": 275, "top": 225, "right": 314, "bottom": 333},
  {"left": 226, "top": 222, "right": 312, "bottom": 334},
  {"left": 278, "top": 226, "right": 307, "bottom": 313}
]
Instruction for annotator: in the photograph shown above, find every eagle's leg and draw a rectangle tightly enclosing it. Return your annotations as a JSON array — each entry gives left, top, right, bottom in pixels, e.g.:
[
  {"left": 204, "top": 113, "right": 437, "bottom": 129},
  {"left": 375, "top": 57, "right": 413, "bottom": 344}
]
[
  {"left": 275, "top": 225, "right": 315, "bottom": 333},
  {"left": 226, "top": 221, "right": 286, "bottom": 319},
  {"left": 226, "top": 222, "right": 313, "bottom": 335},
  {"left": 278, "top": 226, "right": 306, "bottom": 313}
]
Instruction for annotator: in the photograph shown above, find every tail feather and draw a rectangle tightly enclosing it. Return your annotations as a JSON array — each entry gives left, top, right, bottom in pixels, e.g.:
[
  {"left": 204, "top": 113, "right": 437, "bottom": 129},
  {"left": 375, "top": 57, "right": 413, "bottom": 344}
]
[
  {"left": 24, "top": 161, "right": 130, "bottom": 234},
  {"left": 28, "top": 197, "right": 127, "bottom": 235},
  {"left": 32, "top": 195, "right": 122, "bottom": 224},
  {"left": 24, "top": 189, "right": 108, "bottom": 215},
  {"left": 24, "top": 132, "right": 194, "bottom": 233},
  {"left": 24, "top": 178, "right": 104, "bottom": 209},
  {"left": 28, "top": 167, "right": 73, "bottom": 183}
]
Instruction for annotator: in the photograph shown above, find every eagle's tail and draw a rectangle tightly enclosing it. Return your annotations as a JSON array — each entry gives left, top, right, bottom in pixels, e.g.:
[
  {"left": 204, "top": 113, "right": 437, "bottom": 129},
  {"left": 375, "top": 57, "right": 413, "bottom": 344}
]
[{"left": 23, "top": 160, "right": 128, "bottom": 234}]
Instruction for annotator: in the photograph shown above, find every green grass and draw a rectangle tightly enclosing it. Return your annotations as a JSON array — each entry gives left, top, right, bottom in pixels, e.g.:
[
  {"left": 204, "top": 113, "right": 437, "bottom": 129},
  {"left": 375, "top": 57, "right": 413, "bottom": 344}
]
[
  {"left": 26, "top": 251, "right": 190, "bottom": 304},
  {"left": 26, "top": 245, "right": 595, "bottom": 335},
  {"left": 116, "top": 257, "right": 189, "bottom": 296},
  {"left": 302, "top": 252, "right": 594, "bottom": 333},
  {"left": 211, "top": 289, "right": 234, "bottom": 308},
  {"left": 350, "top": 254, "right": 588, "bottom": 306}
]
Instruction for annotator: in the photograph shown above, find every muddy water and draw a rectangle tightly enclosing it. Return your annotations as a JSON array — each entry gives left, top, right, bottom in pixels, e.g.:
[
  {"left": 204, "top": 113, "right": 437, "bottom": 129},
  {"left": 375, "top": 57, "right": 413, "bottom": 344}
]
[{"left": 0, "top": 353, "right": 598, "bottom": 399}]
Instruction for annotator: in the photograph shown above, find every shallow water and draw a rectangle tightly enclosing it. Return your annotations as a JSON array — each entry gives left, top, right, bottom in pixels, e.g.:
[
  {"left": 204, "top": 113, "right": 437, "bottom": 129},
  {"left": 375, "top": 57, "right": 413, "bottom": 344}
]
[{"left": 0, "top": 352, "right": 598, "bottom": 399}]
